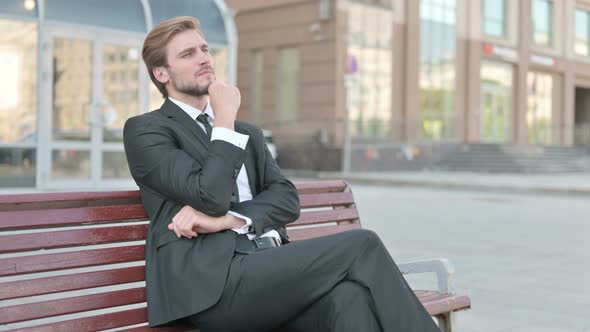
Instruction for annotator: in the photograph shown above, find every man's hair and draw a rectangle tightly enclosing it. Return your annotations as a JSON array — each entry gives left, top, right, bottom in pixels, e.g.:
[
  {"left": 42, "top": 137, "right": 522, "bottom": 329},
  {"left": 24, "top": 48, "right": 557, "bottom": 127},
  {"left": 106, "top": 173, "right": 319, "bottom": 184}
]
[{"left": 142, "top": 16, "right": 205, "bottom": 98}]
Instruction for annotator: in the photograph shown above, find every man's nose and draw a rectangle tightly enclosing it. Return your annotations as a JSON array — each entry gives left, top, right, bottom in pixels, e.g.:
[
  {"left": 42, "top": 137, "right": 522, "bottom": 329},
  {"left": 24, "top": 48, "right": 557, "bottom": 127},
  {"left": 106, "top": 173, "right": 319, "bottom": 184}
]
[{"left": 197, "top": 52, "right": 212, "bottom": 66}]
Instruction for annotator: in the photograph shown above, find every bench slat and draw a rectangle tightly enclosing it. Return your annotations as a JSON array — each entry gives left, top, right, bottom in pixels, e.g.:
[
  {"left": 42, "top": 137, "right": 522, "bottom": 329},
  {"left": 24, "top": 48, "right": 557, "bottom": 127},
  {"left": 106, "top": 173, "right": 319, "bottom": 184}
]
[
  {"left": 287, "top": 223, "right": 361, "bottom": 242},
  {"left": 0, "top": 224, "right": 148, "bottom": 253},
  {"left": 0, "top": 181, "right": 346, "bottom": 206},
  {"left": 290, "top": 208, "right": 359, "bottom": 227},
  {"left": 0, "top": 190, "right": 141, "bottom": 205},
  {"left": 418, "top": 291, "right": 449, "bottom": 302},
  {"left": 0, "top": 204, "right": 148, "bottom": 231},
  {"left": 9, "top": 307, "right": 149, "bottom": 332},
  {"left": 294, "top": 180, "right": 348, "bottom": 194},
  {"left": 0, "top": 288, "right": 146, "bottom": 324},
  {"left": 0, "top": 266, "right": 145, "bottom": 301},
  {"left": 0, "top": 245, "right": 145, "bottom": 277},
  {"left": 417, "top": 291, "right": 472, "bottom": 315},
  {"left": 299, "top": 192, "right": 354, "bottom": 208}
]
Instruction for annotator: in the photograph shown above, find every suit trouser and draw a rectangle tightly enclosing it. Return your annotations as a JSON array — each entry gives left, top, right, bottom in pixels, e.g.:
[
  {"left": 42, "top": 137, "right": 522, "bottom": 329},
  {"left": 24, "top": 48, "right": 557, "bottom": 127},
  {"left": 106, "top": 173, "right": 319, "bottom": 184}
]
[
  {"left": 188, "top": 229, "right": 439, "bottom": 332},
  {"left": 282, "top": 280, "right": 381, "bottom": 331}
]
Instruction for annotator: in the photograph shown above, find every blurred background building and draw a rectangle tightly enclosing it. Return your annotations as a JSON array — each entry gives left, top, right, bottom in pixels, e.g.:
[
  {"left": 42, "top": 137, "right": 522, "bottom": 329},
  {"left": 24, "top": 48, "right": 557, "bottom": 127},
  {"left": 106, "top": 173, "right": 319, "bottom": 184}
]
[
  {"left": 227, "top": 0, "right": 590, "bottom": 173},
  {"left": 3, "top": 0, "right": 590, "bottom": 191}
]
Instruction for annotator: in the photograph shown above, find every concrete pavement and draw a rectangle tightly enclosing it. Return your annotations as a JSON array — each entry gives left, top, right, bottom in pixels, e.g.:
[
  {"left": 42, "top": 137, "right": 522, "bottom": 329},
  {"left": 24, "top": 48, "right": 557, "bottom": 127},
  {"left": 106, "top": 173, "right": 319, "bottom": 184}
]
[{"left": 284, "top": 170, "right": 590, "bottom": 196}]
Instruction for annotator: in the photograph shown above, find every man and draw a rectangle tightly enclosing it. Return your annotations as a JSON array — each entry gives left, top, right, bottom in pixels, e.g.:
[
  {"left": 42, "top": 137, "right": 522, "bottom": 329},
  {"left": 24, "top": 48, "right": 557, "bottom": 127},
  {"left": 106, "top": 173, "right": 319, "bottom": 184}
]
[{"left": 124, "top": 16, "right": 439, "bottom": 332}]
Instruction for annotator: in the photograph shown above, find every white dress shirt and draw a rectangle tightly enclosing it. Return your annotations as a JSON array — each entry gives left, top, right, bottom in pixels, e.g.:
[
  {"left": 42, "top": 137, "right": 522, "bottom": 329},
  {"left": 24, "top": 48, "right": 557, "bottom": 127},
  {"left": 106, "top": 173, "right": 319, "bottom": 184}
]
[{"left": 168, "top": 97, "right": 281, "bottom": 242}]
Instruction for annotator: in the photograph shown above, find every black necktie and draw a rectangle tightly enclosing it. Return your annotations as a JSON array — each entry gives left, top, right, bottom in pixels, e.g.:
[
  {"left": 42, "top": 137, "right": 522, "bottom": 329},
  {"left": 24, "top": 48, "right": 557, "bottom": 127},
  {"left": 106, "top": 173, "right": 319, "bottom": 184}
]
[{"left": 196, "top": 113, "right": 212, "bottom": 140}]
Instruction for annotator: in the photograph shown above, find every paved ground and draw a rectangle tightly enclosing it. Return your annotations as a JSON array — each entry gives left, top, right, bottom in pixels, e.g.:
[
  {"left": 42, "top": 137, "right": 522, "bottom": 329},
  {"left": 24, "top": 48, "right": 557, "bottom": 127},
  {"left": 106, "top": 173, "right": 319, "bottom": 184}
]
[
  {"left": 339, "top": 181, "right": 590, "bottom": 332},
  {"left": 286, "top": 170, "right": 590, "bottom": 197}
]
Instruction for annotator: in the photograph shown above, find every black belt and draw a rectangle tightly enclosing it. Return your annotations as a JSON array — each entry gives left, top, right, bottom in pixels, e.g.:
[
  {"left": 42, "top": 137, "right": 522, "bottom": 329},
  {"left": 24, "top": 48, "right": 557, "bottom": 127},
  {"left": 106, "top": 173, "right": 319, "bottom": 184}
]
[{"left": 235, "top": 234, "right": 281, "bottom": 254}]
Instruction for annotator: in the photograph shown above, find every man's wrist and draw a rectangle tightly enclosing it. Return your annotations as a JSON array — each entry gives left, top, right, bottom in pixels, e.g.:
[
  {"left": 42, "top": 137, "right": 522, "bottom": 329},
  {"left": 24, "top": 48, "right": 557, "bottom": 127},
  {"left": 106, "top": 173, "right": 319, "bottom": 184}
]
[
  {"left": 214, "top": 117, "right": 235, "bottom": 131},
  {"left": 223, "top": 214, "right": 246, "bottom": 230}
]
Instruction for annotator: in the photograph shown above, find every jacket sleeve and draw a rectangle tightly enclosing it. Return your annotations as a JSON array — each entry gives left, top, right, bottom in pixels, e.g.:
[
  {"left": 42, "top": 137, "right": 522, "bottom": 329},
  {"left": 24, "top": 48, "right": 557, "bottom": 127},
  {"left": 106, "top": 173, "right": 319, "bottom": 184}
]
[
  {"left": 123, "top": 115, "right": 246, "bottom": 217},
  {"left": 230, "top": 128, "right": 300, "bottom": 236}
]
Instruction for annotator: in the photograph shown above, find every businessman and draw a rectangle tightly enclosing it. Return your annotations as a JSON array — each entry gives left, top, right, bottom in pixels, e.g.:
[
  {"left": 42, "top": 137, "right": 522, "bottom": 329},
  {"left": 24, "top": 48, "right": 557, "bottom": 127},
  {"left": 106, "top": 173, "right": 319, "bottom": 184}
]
[{"left": 124, "top": 16, "right": 439, "bottom": 332}]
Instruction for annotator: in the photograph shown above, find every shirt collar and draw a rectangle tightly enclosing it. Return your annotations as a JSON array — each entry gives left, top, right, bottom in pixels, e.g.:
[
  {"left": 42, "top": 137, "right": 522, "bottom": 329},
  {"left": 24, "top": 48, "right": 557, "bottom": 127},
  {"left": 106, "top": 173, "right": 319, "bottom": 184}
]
[{"left": 168, "top": 97, "right": 215, "bottom": 123}]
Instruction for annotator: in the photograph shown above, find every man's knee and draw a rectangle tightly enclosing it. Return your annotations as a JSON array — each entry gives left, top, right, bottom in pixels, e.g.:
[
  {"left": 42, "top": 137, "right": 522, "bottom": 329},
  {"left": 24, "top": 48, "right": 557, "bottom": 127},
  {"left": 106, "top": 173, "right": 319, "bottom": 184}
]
[
  {"left": 326, "top": 281, "right": 372, "bottom": 315},
  {"left": 325, "top": 281, "right": 380, "bottom": 331},
  {"left": 283, "top": 281, "right": 378, "bottom": 332},
  {"left": 346, "top": 229, "right": 384, "bottom": 251},
  {"left": 356, "top": 229, "right": 381, "bottom": 242}
]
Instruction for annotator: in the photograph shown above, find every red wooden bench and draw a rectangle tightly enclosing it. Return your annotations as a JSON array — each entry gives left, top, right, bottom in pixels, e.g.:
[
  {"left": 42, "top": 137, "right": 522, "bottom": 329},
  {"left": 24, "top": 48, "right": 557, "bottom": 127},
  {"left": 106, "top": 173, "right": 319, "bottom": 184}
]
[{"left": 0, "top": 180, "right": 470, "bottom": 331}]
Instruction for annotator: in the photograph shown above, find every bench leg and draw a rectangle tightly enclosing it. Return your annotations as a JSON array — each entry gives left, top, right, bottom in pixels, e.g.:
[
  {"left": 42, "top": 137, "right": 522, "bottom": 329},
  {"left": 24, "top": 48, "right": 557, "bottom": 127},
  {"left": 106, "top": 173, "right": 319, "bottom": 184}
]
[{"left": 436, "top": 312, "right": 452, "bottom": 332}]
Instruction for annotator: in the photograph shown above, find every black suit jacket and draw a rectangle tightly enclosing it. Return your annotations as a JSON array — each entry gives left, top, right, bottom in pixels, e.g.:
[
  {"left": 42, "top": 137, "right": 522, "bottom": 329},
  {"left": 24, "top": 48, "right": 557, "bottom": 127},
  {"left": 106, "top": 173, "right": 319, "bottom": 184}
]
[{"left": 123, "top": 99, "right": 300, "bottom": 327}]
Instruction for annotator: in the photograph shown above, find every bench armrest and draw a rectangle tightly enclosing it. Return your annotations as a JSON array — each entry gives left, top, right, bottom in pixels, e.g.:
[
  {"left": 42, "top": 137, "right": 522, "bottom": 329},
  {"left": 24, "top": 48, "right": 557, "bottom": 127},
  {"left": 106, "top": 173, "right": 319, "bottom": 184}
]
[{"left": 397, "top": 258, "right": 455, "bottom": 295}]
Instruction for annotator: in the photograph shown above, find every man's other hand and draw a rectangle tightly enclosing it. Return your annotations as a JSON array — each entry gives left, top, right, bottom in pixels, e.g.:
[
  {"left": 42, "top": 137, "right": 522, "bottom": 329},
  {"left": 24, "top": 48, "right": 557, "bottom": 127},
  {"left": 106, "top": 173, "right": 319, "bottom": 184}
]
[
  {"left": 169, "top": 205, "right": 248, "bottom": 238},
  {"left": 169, "top": 205, "right": 219, "bottom": 238}
]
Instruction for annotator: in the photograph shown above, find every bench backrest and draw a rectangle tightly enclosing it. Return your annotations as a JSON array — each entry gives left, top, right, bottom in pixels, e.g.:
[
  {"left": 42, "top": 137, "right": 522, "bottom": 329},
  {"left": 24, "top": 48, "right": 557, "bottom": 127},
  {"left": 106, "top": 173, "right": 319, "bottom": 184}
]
[{"left": 0, "top": 180, "right": 359, "bottom": 331}]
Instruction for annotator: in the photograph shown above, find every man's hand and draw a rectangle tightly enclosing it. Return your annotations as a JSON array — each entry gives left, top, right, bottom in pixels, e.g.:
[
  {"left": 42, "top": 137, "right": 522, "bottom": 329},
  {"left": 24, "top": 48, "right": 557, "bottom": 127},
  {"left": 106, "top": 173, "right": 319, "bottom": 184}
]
[
  {"left": 168, "top": 205, "right": 247, "bottom": 238},
  {"left": 169, "top": 205, "right": 220, "bottom": 238},
  {"left": 208, "top": 80, "right": 240, "bottom": 131}
]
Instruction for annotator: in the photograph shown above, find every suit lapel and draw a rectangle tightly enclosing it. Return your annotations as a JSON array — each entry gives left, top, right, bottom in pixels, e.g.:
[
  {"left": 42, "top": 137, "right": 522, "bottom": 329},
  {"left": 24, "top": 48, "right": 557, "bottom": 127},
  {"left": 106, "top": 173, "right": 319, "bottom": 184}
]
[
  {"left": 158, "top": 103, "right": 259, "bottom": 194},
  {"left": 159, "top": 98, "right": 209, "bottom": 150},
  {"left": 235, "top": 123, "right": 259, "bottom": 195}
]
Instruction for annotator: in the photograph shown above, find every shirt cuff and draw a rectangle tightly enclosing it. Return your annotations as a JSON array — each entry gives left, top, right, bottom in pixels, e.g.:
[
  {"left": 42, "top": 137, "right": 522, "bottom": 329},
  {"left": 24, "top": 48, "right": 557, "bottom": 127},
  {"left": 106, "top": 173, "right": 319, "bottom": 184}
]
[
  {"left": 227, "top": 210, "right": 253, "bottom": 234},
  {"left": 211, "top": 127, "right": 249, "bottom": 149}
]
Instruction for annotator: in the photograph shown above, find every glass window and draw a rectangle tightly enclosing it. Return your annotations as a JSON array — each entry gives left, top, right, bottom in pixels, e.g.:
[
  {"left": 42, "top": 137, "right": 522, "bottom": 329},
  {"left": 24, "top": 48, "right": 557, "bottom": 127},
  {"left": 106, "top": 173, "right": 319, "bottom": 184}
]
[
  {"left": 52, "top": 37, "right": 92, "bottom": 141},
  {"left": 51, "top": 149, "right": 90, "bottom": 179},
  {"left": 575, "top": 9, "right": 590, "bottom": 56},
  {"left": 45, "top": 0, "right": 146, "bottom": 32},
  {"left": 0, "top": 19, "right": 37, "bottom": 188},
  {"left": 346, "top": 1, "right": 393, "bottom": 138},
  {"left": 277, "top": 47, "right": 300, "bottom": 123},
  {"left": 420, "top": 0, "right": 457, "bottom": 141},
  {"left": 526, "top": 71, "right": 553, "bottom": 144},
  {"left": 149, "top": 0, "right": 227, "bottom": 45},
  {"left": 251, "top": 50, "right": 263, "bottom": 125},
  {"left": 102, "top": 151, "right": 131, "bottom": 179},
  {"left": 531, "top": 0, "right": 553, "bottom": 47},
  {"left": 0, "top": 147, "right": 36, "bottom": 187},
  {"left": 480, "top": 61, "right": 513, "bottom": 142},
  {"left": 0, "top": 19, "right": 37, "bottom": 144},
  {"left": 483, "top": 0, "right": 506, "bottom": 37},
  {"left": 102, "top": 44, "right": 140, "bottom": 143}
]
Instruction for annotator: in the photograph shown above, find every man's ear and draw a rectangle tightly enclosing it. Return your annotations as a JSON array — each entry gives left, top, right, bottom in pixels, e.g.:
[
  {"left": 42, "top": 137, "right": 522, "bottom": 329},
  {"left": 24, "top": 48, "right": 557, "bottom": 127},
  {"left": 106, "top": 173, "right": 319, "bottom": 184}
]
[{"left": 153, "top": 67, "right": 170, "bottom": 85}]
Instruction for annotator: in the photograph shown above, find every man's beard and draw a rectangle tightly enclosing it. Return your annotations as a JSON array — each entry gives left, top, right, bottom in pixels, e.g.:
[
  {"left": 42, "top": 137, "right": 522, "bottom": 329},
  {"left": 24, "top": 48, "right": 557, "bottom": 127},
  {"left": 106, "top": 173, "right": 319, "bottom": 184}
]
[
  {"left": 170, "top": 70, "right": 214, "bottom": 97},
  {"left": 172, "top": 79, "right": 211, "bottom": 97}
]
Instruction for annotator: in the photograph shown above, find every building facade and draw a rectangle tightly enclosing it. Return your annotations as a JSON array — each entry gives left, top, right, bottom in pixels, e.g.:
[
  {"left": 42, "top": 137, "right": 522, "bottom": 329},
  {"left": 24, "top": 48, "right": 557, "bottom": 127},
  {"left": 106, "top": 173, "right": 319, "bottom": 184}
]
[{"left": 227, "top": 0, "right": 590, "bottom": 170}]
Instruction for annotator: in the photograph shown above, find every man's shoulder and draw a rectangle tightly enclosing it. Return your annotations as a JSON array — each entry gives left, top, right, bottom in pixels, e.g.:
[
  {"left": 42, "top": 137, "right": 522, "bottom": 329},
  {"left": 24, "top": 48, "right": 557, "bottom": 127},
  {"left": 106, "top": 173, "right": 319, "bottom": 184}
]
[
  {"left": 235, "top": 120, "right": 263, "bottom": 137},
  {"left": 125, "top": 110, "right": 164, "bottom": 127},
  {"left": 123, "top": 110, "right": 171, "bottom": 139}
]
